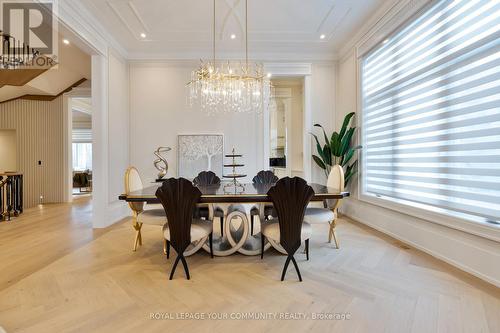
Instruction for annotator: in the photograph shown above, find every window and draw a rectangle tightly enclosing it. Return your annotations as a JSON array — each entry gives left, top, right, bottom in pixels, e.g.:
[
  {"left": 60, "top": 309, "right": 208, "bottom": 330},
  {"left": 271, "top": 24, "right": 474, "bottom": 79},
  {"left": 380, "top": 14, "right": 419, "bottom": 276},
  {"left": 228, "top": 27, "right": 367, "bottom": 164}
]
[
  {"left": 361, "top": 0, "right": 500, "bottom": 224},
  {"left": 72, "top": 129, "right": 92, "bottom": 171},
  {"left": 72, "top": 143, "right": 92, "bottom": 171}
]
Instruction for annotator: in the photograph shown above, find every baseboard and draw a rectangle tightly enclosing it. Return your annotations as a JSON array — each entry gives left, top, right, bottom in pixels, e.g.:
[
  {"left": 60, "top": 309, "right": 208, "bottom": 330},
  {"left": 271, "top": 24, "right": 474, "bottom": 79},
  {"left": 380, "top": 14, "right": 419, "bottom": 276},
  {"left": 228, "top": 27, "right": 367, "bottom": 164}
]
[{"left": 341, "top": 198, "right": 500, "bottom": 288}]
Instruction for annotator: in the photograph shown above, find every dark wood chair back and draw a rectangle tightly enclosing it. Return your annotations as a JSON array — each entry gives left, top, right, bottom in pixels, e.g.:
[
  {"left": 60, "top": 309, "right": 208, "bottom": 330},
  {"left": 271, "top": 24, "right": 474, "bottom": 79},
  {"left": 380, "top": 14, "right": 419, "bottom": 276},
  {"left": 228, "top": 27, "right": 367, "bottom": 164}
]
[
  {"left": 267, "top": 177, "right": 314, "bottom": 254},
  {"left": 155, "top": 178, "right": 202, "bottom": 254},
  {"left": 193, "top": 171, "right": 220, "bottom": 186},
  {"left": 252, "top": 170, "right": 279, "bottom": 184}
]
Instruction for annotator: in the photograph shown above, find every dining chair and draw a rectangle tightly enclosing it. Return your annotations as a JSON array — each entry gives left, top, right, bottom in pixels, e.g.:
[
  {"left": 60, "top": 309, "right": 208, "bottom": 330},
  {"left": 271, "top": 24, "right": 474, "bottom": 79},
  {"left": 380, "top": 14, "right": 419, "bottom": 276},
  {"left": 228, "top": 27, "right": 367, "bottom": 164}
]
[
  {"left": 303, "top": 165, "right": 344, "bottom": 248},
  {"left": 156, "top": 178, "right": 214, "bottom": 280},
  {"left": 193, "top": 171, "right": 225, "bottom": 236},
  {"left": 250, "top": 170, "right": 279, "bottom": 235},
  {"left": 261, "top": 177, "right": 315, "bottom": 281},
  {"left": 124, "top": 167, "right": 167, "bottom": 252}
]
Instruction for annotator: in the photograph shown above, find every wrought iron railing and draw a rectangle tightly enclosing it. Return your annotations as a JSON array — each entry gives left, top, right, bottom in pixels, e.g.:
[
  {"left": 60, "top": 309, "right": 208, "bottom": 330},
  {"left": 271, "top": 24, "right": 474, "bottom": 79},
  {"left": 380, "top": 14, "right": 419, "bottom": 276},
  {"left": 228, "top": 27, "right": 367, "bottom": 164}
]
[{"left": 0, "top": 173, "right": 23, "bottom": 221}]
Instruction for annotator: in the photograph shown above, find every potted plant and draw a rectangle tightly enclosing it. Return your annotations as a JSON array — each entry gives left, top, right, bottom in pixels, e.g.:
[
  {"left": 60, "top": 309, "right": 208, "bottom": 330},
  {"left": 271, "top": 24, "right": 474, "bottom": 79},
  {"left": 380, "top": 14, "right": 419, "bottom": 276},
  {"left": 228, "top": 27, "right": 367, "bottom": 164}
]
[{"left": 311, "top": 112, "right": 362, "bottom": 187}]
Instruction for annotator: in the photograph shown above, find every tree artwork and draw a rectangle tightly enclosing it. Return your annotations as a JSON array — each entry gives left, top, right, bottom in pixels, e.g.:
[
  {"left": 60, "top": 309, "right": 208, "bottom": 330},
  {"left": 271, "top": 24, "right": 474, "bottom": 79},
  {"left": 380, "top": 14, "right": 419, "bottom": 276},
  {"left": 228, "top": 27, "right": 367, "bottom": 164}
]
[{"left": 178, "top": 135, "right": 224, "bottom": 177}]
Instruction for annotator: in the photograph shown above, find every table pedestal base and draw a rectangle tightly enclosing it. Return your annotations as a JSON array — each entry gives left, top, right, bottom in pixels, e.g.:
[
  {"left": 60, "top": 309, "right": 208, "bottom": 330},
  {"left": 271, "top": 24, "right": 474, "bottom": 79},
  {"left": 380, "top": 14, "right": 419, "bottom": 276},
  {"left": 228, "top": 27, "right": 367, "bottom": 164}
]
[{"left": 201, "top": 204, "right": 276, "bottom": 256}]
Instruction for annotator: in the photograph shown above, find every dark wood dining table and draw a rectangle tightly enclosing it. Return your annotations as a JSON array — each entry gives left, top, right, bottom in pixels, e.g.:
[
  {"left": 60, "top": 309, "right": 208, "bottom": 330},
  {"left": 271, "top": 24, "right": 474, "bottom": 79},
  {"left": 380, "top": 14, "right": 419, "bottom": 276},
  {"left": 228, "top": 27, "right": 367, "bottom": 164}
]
[
  {"left": 118, "top": 182, "right": 350, "bottom": 204},
  {"left": 118, "top": 182, "right": 349, "bottom": 257}
]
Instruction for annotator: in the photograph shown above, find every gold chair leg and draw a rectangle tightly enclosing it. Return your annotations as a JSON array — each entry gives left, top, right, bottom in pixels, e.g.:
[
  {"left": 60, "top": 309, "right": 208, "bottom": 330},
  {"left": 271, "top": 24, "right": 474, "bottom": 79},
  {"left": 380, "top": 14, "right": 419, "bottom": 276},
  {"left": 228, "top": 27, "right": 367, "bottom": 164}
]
[
  {"left": 328, "top": 221, "right": 333, "bottom": 243},
  {"left": 329, "top": 220, "right": 339, "bottom": 249},
  {"left": 163, "top": 239, "right": 167, "bottom": 255},
  {"left": 133, "top": 222, "right": 143, "bottom": 251}
]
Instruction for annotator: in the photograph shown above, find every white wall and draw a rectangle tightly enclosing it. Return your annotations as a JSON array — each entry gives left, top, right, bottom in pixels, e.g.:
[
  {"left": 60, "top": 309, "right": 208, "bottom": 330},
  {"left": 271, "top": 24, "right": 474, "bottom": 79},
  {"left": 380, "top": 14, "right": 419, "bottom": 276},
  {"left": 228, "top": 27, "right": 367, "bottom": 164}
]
[
  {"left": 335, "top": 10, "right": 500, "bottom": 286},
  {"left": 108, "top": 52, "right": 130, "bottom": 203},
  {"left": 0, "top": 130, "right": 17, "bottom": 172},
  {"left": 310, "top": 63, "right": 336, "bottom": 184},
  {"left": 129, "top": 61, "right": 336, "bottom": 185}
]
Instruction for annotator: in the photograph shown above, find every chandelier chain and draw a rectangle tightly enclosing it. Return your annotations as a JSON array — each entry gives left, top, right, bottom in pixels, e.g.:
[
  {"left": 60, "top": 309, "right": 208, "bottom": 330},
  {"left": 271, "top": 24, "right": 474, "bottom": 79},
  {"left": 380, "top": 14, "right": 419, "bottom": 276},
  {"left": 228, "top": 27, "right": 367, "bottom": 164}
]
[{"left": 187, "top": 0, "right": 271, "bottom": 115}]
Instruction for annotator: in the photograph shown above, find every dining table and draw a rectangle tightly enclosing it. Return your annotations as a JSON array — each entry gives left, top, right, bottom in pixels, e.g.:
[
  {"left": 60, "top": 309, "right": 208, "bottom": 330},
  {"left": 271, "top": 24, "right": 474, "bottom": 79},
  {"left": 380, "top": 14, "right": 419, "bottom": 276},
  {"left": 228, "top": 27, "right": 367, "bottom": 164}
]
[{"left": 119, "top": 182, "right": 349, "bottom": 257}]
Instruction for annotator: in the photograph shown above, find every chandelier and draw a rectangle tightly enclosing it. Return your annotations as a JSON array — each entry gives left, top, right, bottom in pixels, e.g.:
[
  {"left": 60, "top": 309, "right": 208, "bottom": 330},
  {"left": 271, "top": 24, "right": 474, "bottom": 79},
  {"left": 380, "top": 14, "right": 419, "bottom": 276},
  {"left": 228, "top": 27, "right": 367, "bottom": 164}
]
[{"left": 187, "top": 0, "right": 271, "bottom": 114}]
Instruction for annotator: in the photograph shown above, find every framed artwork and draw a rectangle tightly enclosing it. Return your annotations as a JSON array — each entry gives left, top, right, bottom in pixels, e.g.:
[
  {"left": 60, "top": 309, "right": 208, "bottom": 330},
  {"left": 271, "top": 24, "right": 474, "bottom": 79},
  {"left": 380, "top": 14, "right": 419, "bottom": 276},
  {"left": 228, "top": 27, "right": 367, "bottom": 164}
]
[{"left": 177, "top": 134, "right": 224, "bottom": 179}]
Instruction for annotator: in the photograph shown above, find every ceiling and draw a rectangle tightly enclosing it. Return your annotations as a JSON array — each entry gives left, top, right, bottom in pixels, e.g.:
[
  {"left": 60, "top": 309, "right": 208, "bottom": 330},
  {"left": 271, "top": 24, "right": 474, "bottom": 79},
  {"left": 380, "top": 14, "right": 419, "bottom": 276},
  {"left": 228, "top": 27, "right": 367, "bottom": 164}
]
[
  {"left": 79, "top": 0, "right": 389, "bottom": 59},
  {"left": 72, "top": 98, "right": 92, "bottom": 123}
]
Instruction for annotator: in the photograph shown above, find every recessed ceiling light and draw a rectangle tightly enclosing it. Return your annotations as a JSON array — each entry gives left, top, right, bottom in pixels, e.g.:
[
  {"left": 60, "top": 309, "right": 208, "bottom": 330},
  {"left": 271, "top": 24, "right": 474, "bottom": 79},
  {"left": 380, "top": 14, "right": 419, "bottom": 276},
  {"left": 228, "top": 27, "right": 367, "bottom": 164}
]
[
  {"left": 140, "top": 33, "right": 147, "bottom": 39},
  {"left": 320, "top": 34, "right": 326, "bottom": 40},
  {"left": 230, "top": 34, "right": 236, "bottom": 39},
  {"left": 63, "top": 39, "right": 70, "bottom": 45},
  {"left": 382, "top": 39, "right": 389, "bottom": 44},
  {"left": 267, "top": 73, "right": 272, "bottom": 78}
]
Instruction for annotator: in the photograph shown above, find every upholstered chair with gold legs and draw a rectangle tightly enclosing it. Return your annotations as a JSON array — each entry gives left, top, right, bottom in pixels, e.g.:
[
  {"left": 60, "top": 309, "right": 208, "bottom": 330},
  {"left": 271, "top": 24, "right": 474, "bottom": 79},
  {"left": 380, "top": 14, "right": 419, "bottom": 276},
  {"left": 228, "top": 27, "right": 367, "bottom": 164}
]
[
  {"left": 303, "top": 165, "right": 344, "bottom": 248},
  {"left": 124, "top": 167, "right": 167, "bottom": 252}
]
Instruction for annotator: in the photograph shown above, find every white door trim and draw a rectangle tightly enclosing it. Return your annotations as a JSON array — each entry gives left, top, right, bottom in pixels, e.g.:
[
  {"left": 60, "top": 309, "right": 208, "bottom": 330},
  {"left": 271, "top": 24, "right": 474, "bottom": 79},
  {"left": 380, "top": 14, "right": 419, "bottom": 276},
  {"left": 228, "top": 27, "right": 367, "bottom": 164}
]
[
  {"left": 54, "top": 4, "right": 130, "bottom": 227},
  {"left": 63, "top": 88, "right": 92, "bottom": 202},
  {"left": 263, "top": 63, "right": 312, "bottom": 181}
]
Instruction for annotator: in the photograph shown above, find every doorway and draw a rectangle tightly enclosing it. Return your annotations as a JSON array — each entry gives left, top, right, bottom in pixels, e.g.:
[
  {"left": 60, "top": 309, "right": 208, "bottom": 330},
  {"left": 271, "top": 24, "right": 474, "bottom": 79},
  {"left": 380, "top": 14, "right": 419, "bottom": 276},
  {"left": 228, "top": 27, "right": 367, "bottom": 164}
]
[
  {"left": 268, "top": 77, "right": 304, "bottom": 178},
  {"left": 69, "top": 96, "right": 93, "bottom": 197}
]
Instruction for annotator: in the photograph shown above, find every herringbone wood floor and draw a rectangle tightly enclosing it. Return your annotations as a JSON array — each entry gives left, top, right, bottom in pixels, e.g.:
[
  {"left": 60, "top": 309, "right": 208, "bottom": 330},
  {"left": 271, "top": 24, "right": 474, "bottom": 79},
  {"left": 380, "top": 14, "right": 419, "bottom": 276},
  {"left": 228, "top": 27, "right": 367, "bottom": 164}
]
[{"left": 0, "top": 197, "right": 498, "bottom": 333}]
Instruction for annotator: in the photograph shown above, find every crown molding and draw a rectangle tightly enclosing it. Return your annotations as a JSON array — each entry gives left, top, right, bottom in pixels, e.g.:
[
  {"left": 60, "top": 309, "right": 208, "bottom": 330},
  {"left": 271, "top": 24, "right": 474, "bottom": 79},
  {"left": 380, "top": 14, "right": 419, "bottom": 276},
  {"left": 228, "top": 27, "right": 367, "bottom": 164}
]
[
  {"left": 54, "top": 0, "right": 129, "bottom": 58},
  {"left": 338, "top": 0, "right": 403, "bottom": 62},
  {"left": 264, "top": 63, "right": 312, "bottom": 76},
  {"left": 128, "top": 59, "right": 335, "bottom": 70},
  {"left": 127, "top": 50, "right": 337, "bottom": 62}
]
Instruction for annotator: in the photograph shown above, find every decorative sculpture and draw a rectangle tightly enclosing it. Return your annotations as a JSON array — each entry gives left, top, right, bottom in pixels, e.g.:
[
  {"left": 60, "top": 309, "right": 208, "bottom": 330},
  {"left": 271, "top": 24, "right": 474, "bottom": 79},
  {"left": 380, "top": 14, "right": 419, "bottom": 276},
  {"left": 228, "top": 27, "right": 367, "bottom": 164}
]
[{"left": 153, "top": 146, "right": 171, "bottom": 179}]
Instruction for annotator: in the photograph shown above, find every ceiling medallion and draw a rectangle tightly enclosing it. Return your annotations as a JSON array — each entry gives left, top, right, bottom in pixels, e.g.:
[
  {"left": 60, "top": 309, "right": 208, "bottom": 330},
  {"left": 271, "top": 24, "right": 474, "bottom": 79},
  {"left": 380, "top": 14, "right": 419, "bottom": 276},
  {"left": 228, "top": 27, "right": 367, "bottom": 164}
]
[{"left": 187, "top": 0, "right": 271, "bottom": 114}]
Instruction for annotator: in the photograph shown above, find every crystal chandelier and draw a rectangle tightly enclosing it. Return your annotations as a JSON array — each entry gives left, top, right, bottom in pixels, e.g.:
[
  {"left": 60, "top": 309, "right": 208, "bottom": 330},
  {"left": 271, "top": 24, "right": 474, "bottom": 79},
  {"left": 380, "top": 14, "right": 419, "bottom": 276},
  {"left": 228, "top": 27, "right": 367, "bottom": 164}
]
[{"left": 187, "top": 0, "right": 271, "bottom": 114}]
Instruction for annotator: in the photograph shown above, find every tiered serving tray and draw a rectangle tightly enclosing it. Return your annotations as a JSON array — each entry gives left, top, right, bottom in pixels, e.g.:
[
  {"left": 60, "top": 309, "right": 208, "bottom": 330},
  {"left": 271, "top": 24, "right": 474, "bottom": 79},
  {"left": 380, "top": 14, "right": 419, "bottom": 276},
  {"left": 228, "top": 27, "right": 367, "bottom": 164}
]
[{"left": 223, "top": 149, "right": 246, "bottom": 193}]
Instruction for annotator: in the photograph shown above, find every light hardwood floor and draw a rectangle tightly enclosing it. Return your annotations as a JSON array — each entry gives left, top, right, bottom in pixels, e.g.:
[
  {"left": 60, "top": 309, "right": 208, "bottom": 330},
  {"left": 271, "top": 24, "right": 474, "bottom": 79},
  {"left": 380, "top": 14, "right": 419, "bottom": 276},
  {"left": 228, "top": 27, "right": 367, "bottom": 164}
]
[{"left": 0, "top": 197, "right": 498, "bottom": 333}]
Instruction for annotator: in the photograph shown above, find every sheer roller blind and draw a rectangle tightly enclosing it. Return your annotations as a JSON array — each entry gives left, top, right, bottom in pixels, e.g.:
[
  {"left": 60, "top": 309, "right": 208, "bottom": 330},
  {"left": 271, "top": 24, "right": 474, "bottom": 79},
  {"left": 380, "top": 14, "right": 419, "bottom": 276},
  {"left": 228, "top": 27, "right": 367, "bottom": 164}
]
[
  {"left": 72, "top": 129, "right": 92, "bottom": 143},
  {"left": 361, "top": 0, "right": 500, "bottom": 223}
]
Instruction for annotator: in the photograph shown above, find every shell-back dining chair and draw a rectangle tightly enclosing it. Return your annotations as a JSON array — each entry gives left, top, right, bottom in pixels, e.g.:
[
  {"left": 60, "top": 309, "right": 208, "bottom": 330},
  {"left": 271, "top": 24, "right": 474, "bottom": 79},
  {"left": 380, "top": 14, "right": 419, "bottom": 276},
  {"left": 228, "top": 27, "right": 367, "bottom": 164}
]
[
  {"left": 156, "top": 178, "right": 214, "bottom": 280},
  {"left": 124, "top": 167, "right": 167, "bottom": 252},
  {"left": 303, "top": 165, "right": 344, "bottom": 248},
  {"left": 193, "top": 171, "right": 225, "bottom": 236},
  {"left": 250, "top": 170, "right": 279, "bottom": 234},
  {"left": 261, "top": 177, "right": 315, "bottom": 281}
]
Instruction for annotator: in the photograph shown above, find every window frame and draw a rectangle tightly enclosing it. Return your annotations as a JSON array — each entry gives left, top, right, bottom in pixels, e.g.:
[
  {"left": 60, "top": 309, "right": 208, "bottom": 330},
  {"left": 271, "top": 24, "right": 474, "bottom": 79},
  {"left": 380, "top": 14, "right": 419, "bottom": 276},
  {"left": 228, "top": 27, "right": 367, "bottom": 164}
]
[{"left": 355, "top": 0, "right": 500, "bottom": 242}]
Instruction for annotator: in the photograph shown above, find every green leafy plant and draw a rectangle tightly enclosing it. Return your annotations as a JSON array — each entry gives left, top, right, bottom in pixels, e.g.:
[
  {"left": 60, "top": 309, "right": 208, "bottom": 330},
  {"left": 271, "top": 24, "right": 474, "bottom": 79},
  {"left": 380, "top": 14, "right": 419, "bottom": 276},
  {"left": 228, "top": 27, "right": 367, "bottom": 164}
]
[{"left": 311, "top": 112, "right": 362, "bottom": 187}]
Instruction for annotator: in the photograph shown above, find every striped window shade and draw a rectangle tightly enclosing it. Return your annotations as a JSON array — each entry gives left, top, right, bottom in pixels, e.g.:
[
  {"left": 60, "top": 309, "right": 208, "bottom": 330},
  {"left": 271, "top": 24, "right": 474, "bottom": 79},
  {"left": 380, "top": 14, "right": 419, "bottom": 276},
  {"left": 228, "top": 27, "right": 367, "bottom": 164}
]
[
  {"left": 361, "top": 0, "right": 500, "bottom": 224},
  {"left": 72, "top": 129, "right": 92, "bottom": 143}
]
